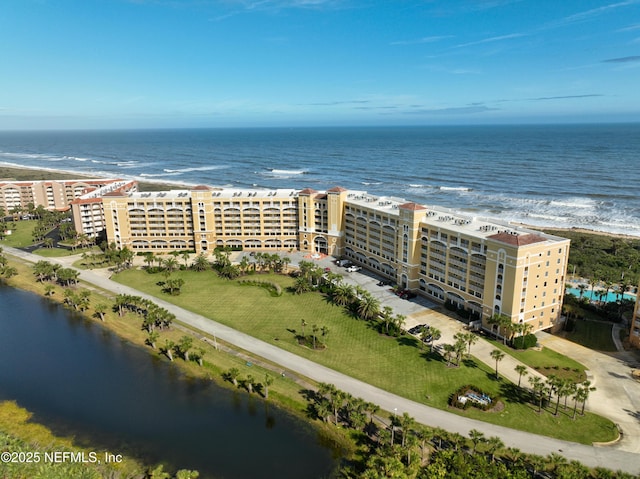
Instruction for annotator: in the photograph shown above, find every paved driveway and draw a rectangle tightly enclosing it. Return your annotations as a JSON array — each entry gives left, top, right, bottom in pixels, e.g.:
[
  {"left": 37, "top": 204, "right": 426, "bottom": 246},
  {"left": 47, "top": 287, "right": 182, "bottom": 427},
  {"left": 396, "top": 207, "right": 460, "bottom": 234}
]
[{"left": 4, "top": 246, "right": 640, "bottom": 474}]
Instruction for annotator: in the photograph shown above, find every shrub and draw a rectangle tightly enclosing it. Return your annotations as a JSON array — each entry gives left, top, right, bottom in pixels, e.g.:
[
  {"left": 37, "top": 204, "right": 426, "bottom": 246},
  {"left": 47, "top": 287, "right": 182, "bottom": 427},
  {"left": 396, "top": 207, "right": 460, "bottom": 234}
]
[
  {"left": 237, "top": 279, "right": 282, "bottom": 297},
  {"left": 512, "top": 333, "right": 537, "bottom": 350}
]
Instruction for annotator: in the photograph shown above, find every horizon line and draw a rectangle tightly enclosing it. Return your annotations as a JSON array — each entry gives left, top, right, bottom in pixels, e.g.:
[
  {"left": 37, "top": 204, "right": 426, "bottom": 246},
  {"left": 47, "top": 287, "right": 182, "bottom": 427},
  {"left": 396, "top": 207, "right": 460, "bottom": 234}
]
[{"left": 1, "top": 120, "right": 639, "bottom": 133}]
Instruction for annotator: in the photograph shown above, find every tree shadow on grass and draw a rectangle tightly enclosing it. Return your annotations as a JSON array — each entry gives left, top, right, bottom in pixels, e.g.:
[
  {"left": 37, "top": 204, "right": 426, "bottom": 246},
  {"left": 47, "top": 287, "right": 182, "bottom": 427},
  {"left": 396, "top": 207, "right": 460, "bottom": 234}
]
[
  {"left": 498, "top": 382, "right": 530, "bottom": 405},
  {"left": 396, "top": 335, "right": 420, "bottom": 348},
  {"left": 421, "top": 350, "right": 445, "bottom": 363},
  {"left": 461, "top": 358, "right": 478, "bottom": 368},
  {"left": 300, "top": 388, "right": 323, "bottom": 420}
]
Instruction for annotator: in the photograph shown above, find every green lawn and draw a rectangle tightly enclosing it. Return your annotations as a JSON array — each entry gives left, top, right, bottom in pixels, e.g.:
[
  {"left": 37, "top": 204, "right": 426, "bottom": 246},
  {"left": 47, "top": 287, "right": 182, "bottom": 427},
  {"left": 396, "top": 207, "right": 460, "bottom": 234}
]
[
  {"left": 565, "top": 319, "right": 617, "bottom": 352},
  {"left": 34, "top": 246, "right": 100, "bottom": 258},
  {"left": 112, "top": 268, "right": 617, "bottom": 444},
  {"left": 1, "top": 220, "right": 37, "bottom": 248},
  {"left": 486, "top": 338, "right": 587, "bottom": 383}
]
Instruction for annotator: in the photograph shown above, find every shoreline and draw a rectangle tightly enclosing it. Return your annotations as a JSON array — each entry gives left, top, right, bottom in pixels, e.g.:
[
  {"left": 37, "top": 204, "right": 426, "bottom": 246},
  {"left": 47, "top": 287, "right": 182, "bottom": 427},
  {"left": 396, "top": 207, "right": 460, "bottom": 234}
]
[
  {"left": 2, "top": 163, "right": 640, "bottom": 239},
  {"left": 0, "top": 163, "right": 194, "bottom": 192},
  {"left": 0, "top": 254, "right": 351, "bottom": 475}
]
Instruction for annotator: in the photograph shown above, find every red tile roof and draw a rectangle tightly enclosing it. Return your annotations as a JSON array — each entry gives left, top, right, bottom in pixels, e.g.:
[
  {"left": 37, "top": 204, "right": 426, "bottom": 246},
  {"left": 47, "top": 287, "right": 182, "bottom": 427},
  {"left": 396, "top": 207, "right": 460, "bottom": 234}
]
[
  {"left": 399, "top": 202, "right": 427, "bottom": 211},
  {"left": 327, "top": 186, "right": 348, "bottom": 193},
  {"left": 298, "top": 188, "right": 318, "bottom": 195},
  {"left": 488, "top": 232, "right": 547, "bottom": 246}
]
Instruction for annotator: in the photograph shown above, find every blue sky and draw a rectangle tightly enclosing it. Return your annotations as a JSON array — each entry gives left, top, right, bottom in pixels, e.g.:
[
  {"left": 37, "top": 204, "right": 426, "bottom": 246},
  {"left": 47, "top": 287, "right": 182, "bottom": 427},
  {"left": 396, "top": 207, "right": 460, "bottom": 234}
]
[{"left": 1, "top": 0, "right": 639, "bottom": 129}]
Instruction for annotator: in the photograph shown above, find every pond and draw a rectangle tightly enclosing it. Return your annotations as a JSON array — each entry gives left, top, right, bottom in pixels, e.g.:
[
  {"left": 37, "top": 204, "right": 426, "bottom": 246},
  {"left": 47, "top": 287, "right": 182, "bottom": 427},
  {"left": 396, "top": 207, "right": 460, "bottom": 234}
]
[{"left": 0, "top": 285, "right": 338, "bottom": 478}]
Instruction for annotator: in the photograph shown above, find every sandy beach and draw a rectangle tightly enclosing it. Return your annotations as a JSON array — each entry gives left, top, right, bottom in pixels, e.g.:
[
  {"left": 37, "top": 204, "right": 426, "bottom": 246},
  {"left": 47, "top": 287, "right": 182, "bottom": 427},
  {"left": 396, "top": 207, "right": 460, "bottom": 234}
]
[
  {"left": 3, "top": 163, "right": 640, "bottom": 240},
  {"left": 0, "top": 164, "right": 184, "bottom": 192}
]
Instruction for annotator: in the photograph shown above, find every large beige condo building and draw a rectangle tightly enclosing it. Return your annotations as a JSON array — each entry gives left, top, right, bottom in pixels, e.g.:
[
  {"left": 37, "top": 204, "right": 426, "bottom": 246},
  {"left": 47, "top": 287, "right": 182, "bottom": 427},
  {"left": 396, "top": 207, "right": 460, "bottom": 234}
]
[
  {"left": 95, "top": 183, "right": 570, "bottom": 334},
  {"left": 0, "top": 178, "right": 132, "bottom": 213}
]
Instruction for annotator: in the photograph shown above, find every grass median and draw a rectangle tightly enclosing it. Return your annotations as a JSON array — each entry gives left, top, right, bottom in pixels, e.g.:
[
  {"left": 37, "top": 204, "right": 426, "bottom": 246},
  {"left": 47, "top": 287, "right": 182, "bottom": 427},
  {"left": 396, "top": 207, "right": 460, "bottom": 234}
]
[{"left": 112, "top": 267, "right": 617, "bottom": 444}]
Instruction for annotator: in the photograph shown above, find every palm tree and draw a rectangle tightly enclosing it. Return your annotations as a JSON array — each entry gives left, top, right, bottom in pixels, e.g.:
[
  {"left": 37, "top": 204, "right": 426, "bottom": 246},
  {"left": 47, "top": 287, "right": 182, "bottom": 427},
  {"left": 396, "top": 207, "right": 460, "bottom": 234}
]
[
  {"left": 1, "top": 265, "right": 17, "bottom": 279},
  {"left": 331, "top": 283, "right": 352, "bottom": 306},
  {"left": 485, "top": 436, "right": 504, "bottom": 463},
  {"left": 246, "top": 374, "right": 254, "bottom": 394},
  {"left": 529, "top": 376, "right": 546, "bottom": 413},
  {"left": 490, "top": 349, "right": 505, "bottom": 379},
  {"left": 143, "top": 251, "right": 155, "bottom": 269},
  {"left": 263, "top": 374, "right": 274, "bottom": 399},
  {"left": 380, "top": 305, "right": 394, "bottom": 334},
  {"left": 281, "top": 256, "right": 291, "bottom": 274},
  {"left": 546, "top": 452, "right": 568, "bottom": 475},
  {"left": 578, "top": 283, "right": 587, "bottom": 299},
  {"left": 528, "top": 454, "right": 547, "bottom": 477},
  {"left": 227, "top": 368, "right": 240, "bottom": 387},
  {"left": 391, "top": 314, "right": 406, "bottom": 336},
  {"left": 300, "top": 319, "right": 307, "bottom": 337},
  {"left": 163, "top": 257, "right": 179, "bottom": 277},
  {"left": 429, "top": 327, "right": 441, "bottom": 353},
  {"left": 315, "top": 399, "right": 331, "bottom": 423},
  {"left": 177, "top": 336, "right": 193, "bottom": 361},
  {"left": 504, "top": 447, "right": 522, "bottom": 467},
  {"left": 293, "top": 276, "right": 312, "bottom": 294},
  {"left": 442, "top": 343, "right": 455, "bottom": 367},
  {"left": 328, "top": 387, "right": 345, "bottom": 426},
  {"left": 94, "top": 303, "right": 107, "bottom": 322},
  {"left": 514, "top": 364, "right": 528, "bottom": 388},
  {"left": 468, "top": 429, "right": 485, "bottom": 454},
  {"left": 463, "top": 331, "right": 478, "bottom": 357},
  {"left": 453, "top": 337, "right": 466, "bottom": 366},
  {"left": 191, "top": 253, "right": 209, "bottom": 272},
  {"left": 238, "top": 255, "right": 250, "bottom": 275},
  {"left": 146, "top": 330, "right": 160, "bottom": 350},
  {"left": 419, "top": 328, "right": 431, "bottom": 349},
  {"left": 191, "top": 347, "right": 205, "bottom": 366},
  {"left": 398, "top": 412, "right": 415, "bottom": 448},
  {"left": 550, "top": 376, "right": 571, "bottom": 416},
  {"left": 181, "top": 251, "right": 190, "bottom": 268},
  {"left": 162, "top": 340, "right": 175, "bottom": 361},
  {"left": 588, "top": 277, "right": 597, "bottom": 301},
  {"left": 357, "top": 295, "right": 380, "bottom": 321},
  {"left": 579, "top": 380, "right": 596, "bottom": 415}
]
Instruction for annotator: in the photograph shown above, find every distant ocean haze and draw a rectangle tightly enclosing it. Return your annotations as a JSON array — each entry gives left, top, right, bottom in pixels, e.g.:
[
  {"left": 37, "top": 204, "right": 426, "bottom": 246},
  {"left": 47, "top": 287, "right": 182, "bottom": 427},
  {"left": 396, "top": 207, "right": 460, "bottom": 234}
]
[{"left": 0, "top": 124, "right": 638, "bottom": 236}]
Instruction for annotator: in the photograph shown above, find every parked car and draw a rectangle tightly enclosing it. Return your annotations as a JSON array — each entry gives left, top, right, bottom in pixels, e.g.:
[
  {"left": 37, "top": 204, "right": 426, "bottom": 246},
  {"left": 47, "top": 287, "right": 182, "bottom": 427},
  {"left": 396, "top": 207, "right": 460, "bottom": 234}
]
[
  {"left": 346, "top": 265, "right": 361, "bottom": 273},
  {"left": 396, "top": 289, "right": 417, "bottom": 299},
  {"left": 377, "top": 280, "right": 391, "bottom": 286},
  {"left": 408, "top": 324, "right": 429, "bottom": 335}
]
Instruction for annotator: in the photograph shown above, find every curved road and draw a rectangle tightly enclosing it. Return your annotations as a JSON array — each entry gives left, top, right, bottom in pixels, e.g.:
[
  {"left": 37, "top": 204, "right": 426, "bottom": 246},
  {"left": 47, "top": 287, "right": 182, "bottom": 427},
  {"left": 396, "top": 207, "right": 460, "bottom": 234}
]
[{"left": 5, "top": 246, "right": 639, "bottom": 475}]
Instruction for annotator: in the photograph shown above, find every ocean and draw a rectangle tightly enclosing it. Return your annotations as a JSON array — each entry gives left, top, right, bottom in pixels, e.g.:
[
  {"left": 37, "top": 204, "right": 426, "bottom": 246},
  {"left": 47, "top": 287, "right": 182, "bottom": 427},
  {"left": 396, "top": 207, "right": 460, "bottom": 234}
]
[{"left": 0, "top": 124, "right": 638, "bottom": 236}]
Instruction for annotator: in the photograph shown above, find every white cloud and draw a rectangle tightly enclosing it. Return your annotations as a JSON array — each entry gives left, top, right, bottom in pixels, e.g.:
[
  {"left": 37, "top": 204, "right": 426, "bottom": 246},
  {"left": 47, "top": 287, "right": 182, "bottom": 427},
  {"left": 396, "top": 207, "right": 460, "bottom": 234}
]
[{"left": 455, "top": 33, "right": 526, "bottom": 48}]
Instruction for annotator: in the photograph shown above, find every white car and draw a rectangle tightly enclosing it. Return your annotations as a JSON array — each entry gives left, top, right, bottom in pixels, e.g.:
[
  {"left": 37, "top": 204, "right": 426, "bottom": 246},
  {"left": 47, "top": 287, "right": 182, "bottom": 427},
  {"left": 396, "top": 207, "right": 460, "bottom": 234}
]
[{"left": 346, "top": 265, "right": 361, "bottom": 273}]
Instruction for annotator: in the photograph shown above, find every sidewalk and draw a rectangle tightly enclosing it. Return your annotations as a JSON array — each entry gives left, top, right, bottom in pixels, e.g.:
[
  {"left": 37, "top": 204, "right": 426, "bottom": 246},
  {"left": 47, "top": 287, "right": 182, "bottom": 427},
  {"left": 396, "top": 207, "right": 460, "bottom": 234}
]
[{"left": 5, "top": 246, "right": 640, "bottom": 473}]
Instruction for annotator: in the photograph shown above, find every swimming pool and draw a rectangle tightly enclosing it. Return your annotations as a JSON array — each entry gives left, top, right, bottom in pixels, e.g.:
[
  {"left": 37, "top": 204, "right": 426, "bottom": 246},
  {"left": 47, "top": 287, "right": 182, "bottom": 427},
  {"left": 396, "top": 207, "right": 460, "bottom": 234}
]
[{"left": 566, "top": 287, "right": 636, "bottom": 303}]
